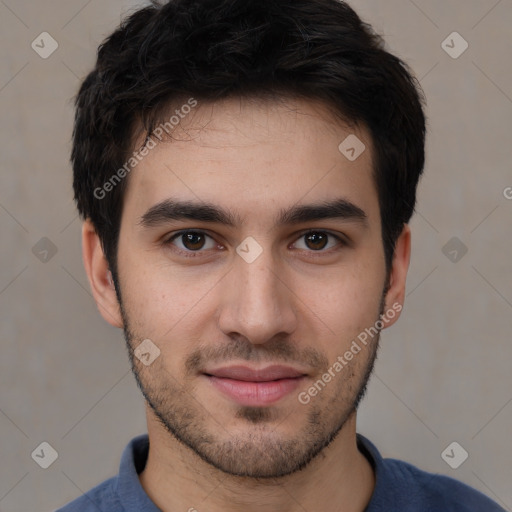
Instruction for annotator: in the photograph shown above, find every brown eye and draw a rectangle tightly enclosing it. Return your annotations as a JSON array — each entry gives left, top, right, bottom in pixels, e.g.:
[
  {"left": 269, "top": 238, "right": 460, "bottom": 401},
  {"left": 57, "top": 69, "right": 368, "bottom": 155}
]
[
  {"left": 293, "top": 231, "right": 344, "bottom": 252},
  {"left": 181, "top": 232, "right": 206, "bottom": 250},
  {"left": 304, "top": 232, "right": 329, "bottom": 250},
  {"left": 165, "top": 231, "right": 217, "bottom": 255}
]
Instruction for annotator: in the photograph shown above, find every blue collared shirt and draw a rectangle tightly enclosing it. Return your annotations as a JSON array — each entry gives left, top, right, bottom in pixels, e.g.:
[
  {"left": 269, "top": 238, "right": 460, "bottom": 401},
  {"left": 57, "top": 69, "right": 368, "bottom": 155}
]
[{"left": 55, "top": 433, "right": 507, "bottom": 511}]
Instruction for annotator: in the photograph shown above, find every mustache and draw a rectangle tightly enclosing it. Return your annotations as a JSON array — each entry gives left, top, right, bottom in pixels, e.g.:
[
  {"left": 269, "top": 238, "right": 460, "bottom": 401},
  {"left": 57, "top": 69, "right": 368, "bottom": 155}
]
[{"left": 185, "top": 336, "right": 330, "bottom": 375}]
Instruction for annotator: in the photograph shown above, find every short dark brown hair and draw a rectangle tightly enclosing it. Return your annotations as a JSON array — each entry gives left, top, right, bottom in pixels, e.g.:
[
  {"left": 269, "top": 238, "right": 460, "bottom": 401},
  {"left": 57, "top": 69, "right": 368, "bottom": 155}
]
[{"left": 72, "top": 0, "right": 427, "bottom": 281}]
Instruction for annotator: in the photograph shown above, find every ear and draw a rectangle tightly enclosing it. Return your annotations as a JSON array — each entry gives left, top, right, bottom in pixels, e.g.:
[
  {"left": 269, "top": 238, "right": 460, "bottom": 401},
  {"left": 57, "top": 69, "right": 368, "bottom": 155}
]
[
  {"left": 382, "top": 224, "right": 411, "bottom": 329},
  {"left": 81, "top": 219, "right": 123, "bottom": 328}
]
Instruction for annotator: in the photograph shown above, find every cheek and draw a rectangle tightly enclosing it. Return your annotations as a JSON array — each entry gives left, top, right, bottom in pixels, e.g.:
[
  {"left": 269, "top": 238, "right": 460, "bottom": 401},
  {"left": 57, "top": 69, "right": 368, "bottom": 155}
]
[
  {"left": 117, "top": 252, "right": 220, "bottom": 354},
  {"left": 298, "top": 262, "right": 384, "bottom": 349}
]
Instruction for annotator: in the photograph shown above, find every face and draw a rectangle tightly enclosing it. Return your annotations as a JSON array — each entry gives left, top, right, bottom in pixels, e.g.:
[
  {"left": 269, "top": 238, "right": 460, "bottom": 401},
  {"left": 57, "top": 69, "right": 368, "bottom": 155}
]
[{"left": 106, "top": 96, "right": 403, "bottom": 478}]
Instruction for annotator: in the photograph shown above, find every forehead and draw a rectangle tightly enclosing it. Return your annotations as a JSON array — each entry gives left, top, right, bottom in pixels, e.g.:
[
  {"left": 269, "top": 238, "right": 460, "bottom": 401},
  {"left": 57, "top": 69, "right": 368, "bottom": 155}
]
[{"left": 121, "top": 96, "right": 380, "bottom": 229}]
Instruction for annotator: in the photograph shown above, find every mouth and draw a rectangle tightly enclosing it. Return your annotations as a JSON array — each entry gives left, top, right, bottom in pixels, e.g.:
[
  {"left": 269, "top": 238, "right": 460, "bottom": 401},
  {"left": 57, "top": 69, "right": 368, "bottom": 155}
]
[{"left": 202, "top": 365, "right": 308, "bottom": 407}]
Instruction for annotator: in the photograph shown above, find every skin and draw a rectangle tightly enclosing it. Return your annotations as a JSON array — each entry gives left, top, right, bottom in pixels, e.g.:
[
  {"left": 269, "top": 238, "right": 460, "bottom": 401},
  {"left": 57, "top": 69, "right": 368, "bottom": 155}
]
[{"left": 82, "top": 96, "right": 411, "bottom": 512}]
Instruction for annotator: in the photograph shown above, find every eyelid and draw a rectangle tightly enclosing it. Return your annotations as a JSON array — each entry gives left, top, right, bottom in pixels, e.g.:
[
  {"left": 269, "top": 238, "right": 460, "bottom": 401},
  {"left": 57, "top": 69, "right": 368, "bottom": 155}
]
[
  {"left": 163, "top": 228, "right": 348, "bottom": 257},
  {"left": 291, "top": 229, "right": 348, "bottom": 254},
  {"left": 162, "top": 230, "right": 221, "bottom": 257},
  {"left": 298, "top": 229, "right": 349, "bottom": 245}
]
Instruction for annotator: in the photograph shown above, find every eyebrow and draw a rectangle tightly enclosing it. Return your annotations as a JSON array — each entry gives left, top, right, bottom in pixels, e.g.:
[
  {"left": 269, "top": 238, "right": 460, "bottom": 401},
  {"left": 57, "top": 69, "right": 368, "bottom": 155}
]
[{"left": 138, "top": 197, "right": 369, "bottom": 229}]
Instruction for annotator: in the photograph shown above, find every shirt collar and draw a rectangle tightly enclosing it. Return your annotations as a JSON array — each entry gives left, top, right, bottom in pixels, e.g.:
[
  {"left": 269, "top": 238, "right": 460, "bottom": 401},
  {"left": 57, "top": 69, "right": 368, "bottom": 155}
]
[
  {"left": 116, "top": 433, "right": 383, "bottom": 511},
  {"left": 115, "top": 434, "right": 160, "bottom": 511}
]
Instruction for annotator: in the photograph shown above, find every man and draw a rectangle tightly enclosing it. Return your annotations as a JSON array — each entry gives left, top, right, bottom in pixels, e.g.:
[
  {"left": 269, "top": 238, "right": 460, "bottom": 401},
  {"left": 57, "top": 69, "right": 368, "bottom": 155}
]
[{"left": 57, "top": 0, "right": 506, "bottom": 510}]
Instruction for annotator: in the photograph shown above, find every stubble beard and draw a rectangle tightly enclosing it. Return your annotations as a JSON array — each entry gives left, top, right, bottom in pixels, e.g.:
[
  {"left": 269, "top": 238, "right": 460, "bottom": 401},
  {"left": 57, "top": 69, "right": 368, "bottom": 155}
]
[{"left": 117, "top": 287, "right": 384, "bottom": 479}]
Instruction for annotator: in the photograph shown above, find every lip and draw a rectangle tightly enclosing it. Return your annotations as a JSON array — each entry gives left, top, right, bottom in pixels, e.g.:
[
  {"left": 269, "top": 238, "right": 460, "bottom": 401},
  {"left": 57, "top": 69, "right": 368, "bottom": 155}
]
[
  {"left": 204, "top": 364, "right": 307, "bottom": 381},
  {"left": 202, "top": 365, "right": 308, "bottom": 407}
]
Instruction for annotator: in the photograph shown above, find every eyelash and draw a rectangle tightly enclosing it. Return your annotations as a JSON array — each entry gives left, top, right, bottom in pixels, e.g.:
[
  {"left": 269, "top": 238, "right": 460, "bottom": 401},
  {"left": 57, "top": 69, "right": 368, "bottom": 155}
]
[{"left": 162, "top": 230, "right": 347, "bottom": 258}]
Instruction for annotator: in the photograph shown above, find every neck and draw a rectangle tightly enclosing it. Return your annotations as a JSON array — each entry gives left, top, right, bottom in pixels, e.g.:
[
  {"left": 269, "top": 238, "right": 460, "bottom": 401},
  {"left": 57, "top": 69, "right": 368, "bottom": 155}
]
[{"left": 139, "top": 408, "right": 375, "bottom": 512}]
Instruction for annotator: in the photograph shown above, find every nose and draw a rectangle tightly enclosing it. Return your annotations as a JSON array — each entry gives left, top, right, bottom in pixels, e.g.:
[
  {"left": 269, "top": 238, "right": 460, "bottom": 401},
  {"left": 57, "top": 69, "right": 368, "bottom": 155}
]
[{"left": 217, "top": 244, "right": 298, "bottom": 345}]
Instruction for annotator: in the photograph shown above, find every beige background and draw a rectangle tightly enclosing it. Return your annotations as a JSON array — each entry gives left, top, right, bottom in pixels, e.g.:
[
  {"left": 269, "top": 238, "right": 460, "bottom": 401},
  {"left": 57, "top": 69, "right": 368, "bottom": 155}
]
[{"left": 0, "top": 1, "right": 511, "bottom": 511}]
